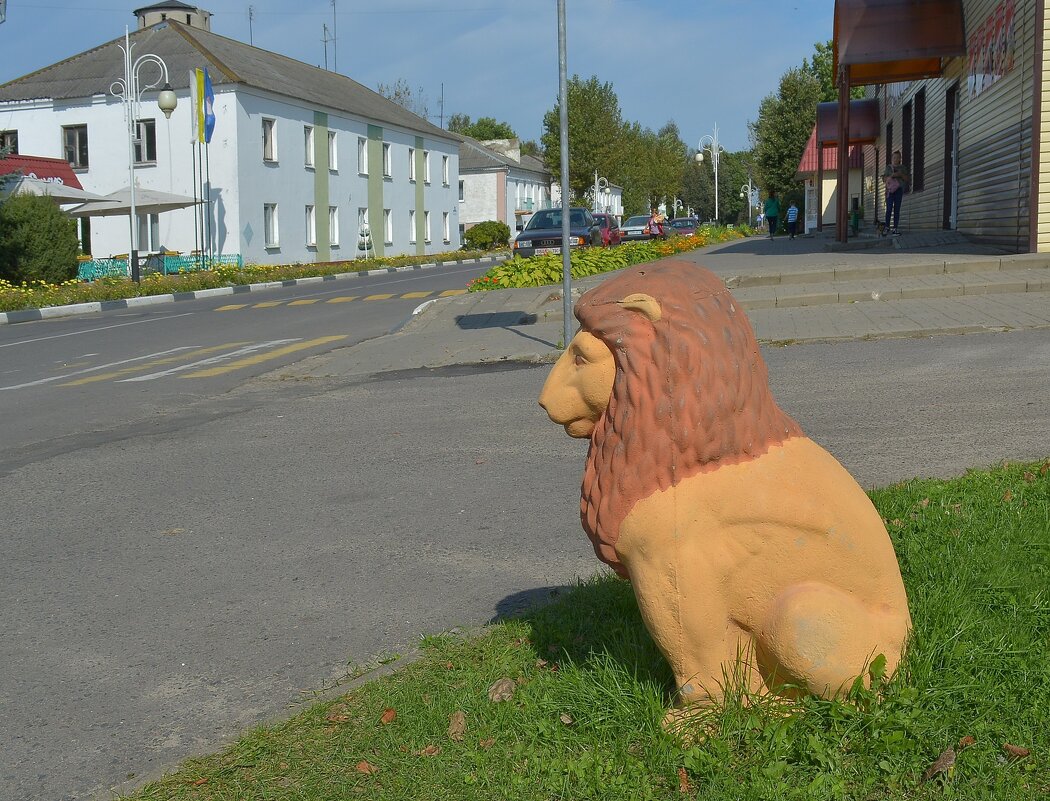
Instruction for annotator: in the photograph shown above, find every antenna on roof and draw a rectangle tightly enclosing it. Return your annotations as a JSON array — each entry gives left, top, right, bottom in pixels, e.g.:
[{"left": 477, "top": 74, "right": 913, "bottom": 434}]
[
  {"left": 321, "top": 23, "right": 332, "bottom": 71},
  {"left": 331, "top": 0, "right": 338, "bottom": 73},
  {"left": 247, "top": 5, "right": 254, "bottom": 46}
]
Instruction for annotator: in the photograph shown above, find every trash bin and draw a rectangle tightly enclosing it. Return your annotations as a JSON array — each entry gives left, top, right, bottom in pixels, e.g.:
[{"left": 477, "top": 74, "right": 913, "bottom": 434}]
[{"left": 850, "top": 209, "right": 861, "bottom": 235}]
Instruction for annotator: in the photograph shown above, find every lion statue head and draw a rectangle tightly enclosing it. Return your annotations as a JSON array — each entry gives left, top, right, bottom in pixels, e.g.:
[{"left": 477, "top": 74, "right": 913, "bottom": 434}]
[{"left": 539, "top": 259, "right": 803, "bottom": 577}]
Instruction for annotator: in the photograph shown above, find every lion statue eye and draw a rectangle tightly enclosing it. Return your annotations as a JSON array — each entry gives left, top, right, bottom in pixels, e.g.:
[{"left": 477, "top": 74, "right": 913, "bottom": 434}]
[{"left": 574, "top": 353, "right": 587, "bottom": 366}]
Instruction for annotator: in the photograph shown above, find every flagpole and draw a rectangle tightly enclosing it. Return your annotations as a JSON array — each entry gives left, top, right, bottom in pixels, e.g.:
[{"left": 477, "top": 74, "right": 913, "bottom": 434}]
[
  {"left": 205, "top": 141, "right": 212, "bottom": 263},
  {"left": 191, "top": 141, "right": 199, "bottom": 271}
]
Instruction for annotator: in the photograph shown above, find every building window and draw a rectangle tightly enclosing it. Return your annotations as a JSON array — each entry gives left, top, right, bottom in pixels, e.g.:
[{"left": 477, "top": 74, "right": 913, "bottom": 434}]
[
  {"left": 383, "top": 208, "right": 392, "bottom": 244},
  {"left": 409, "top": 209, "right": 417, "bottom": 243},
  {"left": 423, "top": 150, "right": 430, "bottom": 183},
  {"left": 137, "top": 213, "right": 159, "bottom": 251},
  {"left": 305, "top": 204, "right": 316, "bottom": 246},
  {"left": 304, "top": 125, "right": 314, "bottom": 167},
  {"left": 262, "top": 118, "right": 277, "bottom": 162},
  {"left": 408, "top": 147, "right": 416, "bottom": 181},
  {"left": 78, "top": 218, "right": 92, "bottom": 255},
  {"left": 358, "top": 207, "right": 368, "bottom": 232},
  {"left": 442, "top": 155, "right": 449, "bottom": 186},
  {"left": 442, "top": 211, "right": 450, "bottom": 244},
  {"left": 329, "top": 206, "right": 339, "bottom": 245},
  {"left": 1, "top": 130, "right": 19, "bottom": 154},
  {"left": 458, "top": 179, "right": 464, "bottom": 201},
  {"left": 382, "top": 142, "right": 392, "bottom": 177},
  {"left": 424, "top": 210, "right": 431, "bottom": 243},
  {"left": 133, "top": 119, "right": 156, "bottom": 164},
  {"left": 63, "top": 124, "right": 89, "bottom": 168},
  {"left": 328, "top": 131, "right": 337, "bottom": 170},
  {"left": 902, "top": 100, "right": 913, "bottom": 180},
  {"left": 913, "top": 88, "right": 926, "bottom": 192},
  {"left": 264, "top": 203, "right": 279, "bottom": 247},
  {"left": 358, "top": 136, "right": 368, "bottom": 175}
]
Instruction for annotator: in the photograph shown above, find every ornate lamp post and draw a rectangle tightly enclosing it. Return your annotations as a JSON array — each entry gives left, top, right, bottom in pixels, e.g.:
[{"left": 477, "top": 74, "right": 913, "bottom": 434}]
[
  {"left": 695, "top": 124, "right": 726, "bottom": 222},
  {"left": 739, "top": 175, "right": 756, "bottom": 226},
  {"left": 110, "top": 27, "right": 177, "bottom": 282}
]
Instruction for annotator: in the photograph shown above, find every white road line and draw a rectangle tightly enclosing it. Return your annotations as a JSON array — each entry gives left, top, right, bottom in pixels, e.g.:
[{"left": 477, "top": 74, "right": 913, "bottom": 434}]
[
  {"left": 0, "top": 313, "right": 195, "bottom": 349},
  {"left": 0, "top": 347, "right": 199, "bottom": 391},
  {"left": 119, "top": 339, "right": 299, "bottom": 382}
]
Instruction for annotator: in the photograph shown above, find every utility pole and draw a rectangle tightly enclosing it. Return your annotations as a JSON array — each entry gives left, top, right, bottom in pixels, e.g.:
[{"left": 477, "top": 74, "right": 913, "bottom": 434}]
[
  {"left": 439, "top": 83, "right": 444, "bottom": 129},
  {"left": 321, "top": 23, "right": 332, "bottom": 71},
  {"left": 247, "top": 5, "right": 254, "bottom": 46},
  {"left": 331, "top": 0, "right": 338, "bottom": 73}
]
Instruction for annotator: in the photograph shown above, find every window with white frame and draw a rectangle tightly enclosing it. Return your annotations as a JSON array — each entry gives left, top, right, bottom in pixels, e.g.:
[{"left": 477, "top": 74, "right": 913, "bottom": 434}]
[
  {"left": 442, "top": 211, "right": 450, "bottom": 244},
  {"left": 0, "top": 130, "right": 18, "bottom": 154},
  {"left": 264, "top": 203, "right": 279, "bottom": 247},
  {"left": 329, "top": 206, "right": 339, "bottom": 245},
  {"left": 383, "top": 208, "right": 392, "bottom": 243},
  {"left": 305, "top": 204, "right": 316, "bottom": 245},
  {"left": 63, "top": 124, "right": 89, "bottom": 168},
  {"left": 382, "top": 142, "right": 392, "bottom": 177},
  {"left": 458, "top": 180, "right": 464, "bottom": 201},
  {"left": 408, "top": 147, "right": 416, "bottom": 181},
  {"left": 424, "top": 210, "right": 431, "bottom": 243},
  {"left": 328, "top": 131, "right": 337, "bottom": 170},
  {"left": 409, "top": 209, "right": 417, "bottom": 243},
  {"left": 137, "top": 213, "right": 159, "bottom": 251},
  {"left": 423, "top": 150, "right": 430, "bottom": 183},
  {"left": 262, "top": 118, "right": 277, "bottom": 162},
  {"left": 133, "top": 119, "right": 156, "bottom": 164},
  {"left": 304, "top": 125, "right": 314, "bottom": 167},
  {"left": 442, "top": 155, "right": 449, "bottom": 186},
  {"left": 358, "top": 136, "right": 368, "bottom": 174}
]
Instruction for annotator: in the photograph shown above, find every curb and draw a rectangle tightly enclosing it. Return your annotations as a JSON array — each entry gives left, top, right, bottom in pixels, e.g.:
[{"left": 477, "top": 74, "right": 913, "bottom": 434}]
[{"left": 0, "top": 255, "right": 507, "bottom": 326}]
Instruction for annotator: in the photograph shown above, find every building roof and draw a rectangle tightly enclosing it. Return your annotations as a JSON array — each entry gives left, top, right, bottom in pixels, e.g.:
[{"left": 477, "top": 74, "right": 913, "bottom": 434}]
[
  {"left": 795, "top": 127, "right": 864, "bottom": 179},
  {"left": 0, "top": 20, "right": 451, "bottom": 142},
  {"left": 0, "top": 154, "right": 84, "bottom": 188},
  {"left": 454, "top": 134, "right": 549, "bottom": 177},
  {"left": 134, "top": 0, "right": 200, "bottom": 12}
]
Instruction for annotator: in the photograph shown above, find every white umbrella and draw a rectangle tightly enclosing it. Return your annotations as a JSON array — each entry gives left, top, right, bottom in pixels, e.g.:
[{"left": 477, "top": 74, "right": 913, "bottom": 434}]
[
  {"left": 1, "top": 175, "right": 109, "bottom": 205},
  {"left": 67, "top": 187, "right": 202, "bottom": 217}
]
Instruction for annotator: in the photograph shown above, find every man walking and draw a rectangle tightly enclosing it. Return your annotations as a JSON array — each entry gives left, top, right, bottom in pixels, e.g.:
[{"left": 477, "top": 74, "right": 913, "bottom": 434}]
[{"left": 786, "top": 201, "right": 799, "bottom": 239}]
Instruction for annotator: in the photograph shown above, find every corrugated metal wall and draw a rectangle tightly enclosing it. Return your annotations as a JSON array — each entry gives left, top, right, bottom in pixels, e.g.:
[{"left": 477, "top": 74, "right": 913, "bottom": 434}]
[{"left": 1037, "top": 2, "right": 1050, "bottom": 250}]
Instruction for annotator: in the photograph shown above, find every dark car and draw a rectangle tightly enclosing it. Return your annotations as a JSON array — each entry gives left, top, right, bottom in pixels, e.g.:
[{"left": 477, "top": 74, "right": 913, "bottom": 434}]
[
  {"left": 593, "top": 213, "right": 622, "bottom": 247},
  {"left": 669, "top": 217, "right": 699, "bottom": 236},
  {"left": 511, "top": 207, "right": 601, "bottom": 257},
  {"left": 620, "top": 214, "right": 655, "bottom": 241}
]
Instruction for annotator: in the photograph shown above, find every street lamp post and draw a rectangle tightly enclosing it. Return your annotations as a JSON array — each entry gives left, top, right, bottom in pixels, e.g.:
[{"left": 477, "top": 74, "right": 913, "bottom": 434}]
[
  {"left": 695, "top": 124, "right": 726, "bottom": 223},
  {"left": 110, "top": 26, "right": 177, "bottom": 282},
  {"left": 592, "top": 170, "right": 609, "bottom": 213},
  {"left": 739, "top": 175, "right": 756, "bottom": 226}
]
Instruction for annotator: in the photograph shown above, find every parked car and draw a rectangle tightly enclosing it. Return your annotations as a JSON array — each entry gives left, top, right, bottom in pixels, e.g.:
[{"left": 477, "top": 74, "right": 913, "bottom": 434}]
[
  {"left": 669, "top": 217, "right": 699, "bottom": 236},
  {"left": 620, "top": 214, "right": 655, "bottom": 241},
  {"left": 511, "top": 207, "right": 601, "bottom": 257},
  {"left": 593, "top": 213, "right": 622, "bottom": 247}
]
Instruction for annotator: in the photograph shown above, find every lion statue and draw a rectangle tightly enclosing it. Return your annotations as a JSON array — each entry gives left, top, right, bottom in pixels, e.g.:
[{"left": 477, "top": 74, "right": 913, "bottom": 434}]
[{"left": 539, "top": 259, "right": 911, "bottom": 716}]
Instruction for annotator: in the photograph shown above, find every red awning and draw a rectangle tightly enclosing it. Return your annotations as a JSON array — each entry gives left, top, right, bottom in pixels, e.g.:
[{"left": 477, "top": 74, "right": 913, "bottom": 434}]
[
  {"left": 0, "top": 155, "right": 84, "bottom": 189},
  {"left": 796, "top": 128, "right": 864, "bottom": 179}
]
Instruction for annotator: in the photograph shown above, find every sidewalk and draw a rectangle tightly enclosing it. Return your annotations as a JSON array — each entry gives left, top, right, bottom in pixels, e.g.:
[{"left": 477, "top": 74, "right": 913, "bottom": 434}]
[{"left": 278, "top": 233, "right": 1050, "bottom": 380}]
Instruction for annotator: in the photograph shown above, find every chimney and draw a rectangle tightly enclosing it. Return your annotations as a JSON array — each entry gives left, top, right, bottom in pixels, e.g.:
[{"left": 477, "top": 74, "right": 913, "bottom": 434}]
[{"left": 481, "top": 138, "right": 520, "bottom": 163}]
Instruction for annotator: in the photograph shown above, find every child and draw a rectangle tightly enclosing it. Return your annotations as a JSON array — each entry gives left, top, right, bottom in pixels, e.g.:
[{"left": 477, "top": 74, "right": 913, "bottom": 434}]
[{"left": 786, "top": 201, "right": 799, "bottom": 239}]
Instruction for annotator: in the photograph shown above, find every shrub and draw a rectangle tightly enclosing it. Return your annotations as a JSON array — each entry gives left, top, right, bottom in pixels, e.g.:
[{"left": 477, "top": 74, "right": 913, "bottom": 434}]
[
  {"left": 0, "top": 193, "right": 80, "bottom": 284},
  {"left": 463, "top": 220, "right": 511, "bottom": 250}
]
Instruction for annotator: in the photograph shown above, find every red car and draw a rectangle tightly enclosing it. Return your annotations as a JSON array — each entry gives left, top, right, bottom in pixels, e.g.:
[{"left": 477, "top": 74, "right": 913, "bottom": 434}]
[{"left": 593, "top": 213, "right": 623, "bottom": 247}]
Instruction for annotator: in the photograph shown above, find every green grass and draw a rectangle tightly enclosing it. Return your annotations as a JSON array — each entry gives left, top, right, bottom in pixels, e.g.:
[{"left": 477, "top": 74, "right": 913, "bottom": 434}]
[{"left": 124, "top": 461, "right": 1048, "bottom": 800}]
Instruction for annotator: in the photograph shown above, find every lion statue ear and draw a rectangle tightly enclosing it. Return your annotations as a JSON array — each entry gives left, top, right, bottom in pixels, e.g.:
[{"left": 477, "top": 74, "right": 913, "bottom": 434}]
[{"left": 618, "top": 293, "right": 662, "bottom": 322}]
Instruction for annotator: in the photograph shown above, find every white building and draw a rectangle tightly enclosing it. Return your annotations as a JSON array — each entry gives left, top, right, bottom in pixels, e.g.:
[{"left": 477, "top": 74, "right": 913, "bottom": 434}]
[
  {"left": 0, "top": 3, "right": 461, "bottom": 265},
  {"left": 456, "top": 136, "right": 551, "bottom": 234}
]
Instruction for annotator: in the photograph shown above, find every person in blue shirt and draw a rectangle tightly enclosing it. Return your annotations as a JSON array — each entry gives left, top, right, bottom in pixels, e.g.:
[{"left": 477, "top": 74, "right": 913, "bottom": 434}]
[{"left": 786, "top": 201, "right": 800, "bottom": 239}]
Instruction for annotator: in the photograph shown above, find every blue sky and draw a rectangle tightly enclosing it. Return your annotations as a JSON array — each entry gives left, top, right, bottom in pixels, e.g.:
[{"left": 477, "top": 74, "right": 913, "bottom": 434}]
[{"left": 1, "top": 0, "right": 835, "bottom": 152}]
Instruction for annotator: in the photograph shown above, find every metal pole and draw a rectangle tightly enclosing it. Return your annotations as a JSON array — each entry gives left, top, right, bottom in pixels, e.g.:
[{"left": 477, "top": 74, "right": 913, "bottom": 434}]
[
  {"left": 593, "top": 170, "right": 597, "bottom": 213},
  {"left": 712, "top": 125, "right": 720, "bottom": 222},
  {"left": 125, "top": 28, "right": 140, "bottom": 283},
  {"left": 557, "top": 0, "right": 572, "bottom": 350}
]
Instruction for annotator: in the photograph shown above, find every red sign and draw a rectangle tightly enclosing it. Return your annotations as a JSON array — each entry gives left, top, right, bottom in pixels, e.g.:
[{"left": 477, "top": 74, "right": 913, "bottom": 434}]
[{"left": 0, "top": 155, "right": 84, "bottom": 189}]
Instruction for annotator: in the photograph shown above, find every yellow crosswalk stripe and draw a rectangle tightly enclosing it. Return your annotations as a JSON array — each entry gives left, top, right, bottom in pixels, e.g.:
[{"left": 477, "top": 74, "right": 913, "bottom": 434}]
[
  {"left": 439, "top": 289, "right": 467, "bottom": 297},
  {"left": 215, "top": 304, "right": 248, "bottom": 311},
  {"left": 401, "top": 291, "right": 432, "bottom": 299},
  {"left": 288, "top": 299, "right": 320, "bottom": 306},
  {"left": 364, "top": 293, "right": 394, "bottom": 301},
  {"left": 253, "top": 301, "right": 283, "bottom": 308},
  {"left": 327, "top": 296, "right": 357, "bottom": 303},
  {"left": 61, "top": 343, "right": 250, "bottom": 386},
  {"left": 180, "top": 336, "right": 348, "bottom": 378}
]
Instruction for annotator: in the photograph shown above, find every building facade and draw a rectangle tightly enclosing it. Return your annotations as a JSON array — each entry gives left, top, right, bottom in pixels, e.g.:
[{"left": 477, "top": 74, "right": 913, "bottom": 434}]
[{"left": 457, "top": 136, "right": 551, "bottom": 235}]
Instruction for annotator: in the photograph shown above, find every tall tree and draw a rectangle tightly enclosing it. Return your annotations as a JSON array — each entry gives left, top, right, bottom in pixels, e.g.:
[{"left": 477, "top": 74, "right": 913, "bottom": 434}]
[
  {"left": 448, "top": 115, "right": 517, "bottom": 140},
  {"left": 802, "top": 41, "right": 865, "bottom": 103},
  {"left": 749, "top": 68, "right": 821, "bottom": 196},
  {"left": 376, "top": 78, "right": 430, "bottom": 120}
]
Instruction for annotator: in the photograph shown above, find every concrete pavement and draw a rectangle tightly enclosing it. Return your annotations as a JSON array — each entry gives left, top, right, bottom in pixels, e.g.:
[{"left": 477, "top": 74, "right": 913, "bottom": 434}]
[{"left": 277, "top": 231, "right": 1050, "bottom": 380}]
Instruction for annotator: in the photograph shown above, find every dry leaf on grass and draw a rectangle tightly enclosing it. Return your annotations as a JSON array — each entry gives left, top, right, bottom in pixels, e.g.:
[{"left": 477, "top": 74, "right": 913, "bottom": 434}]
[
  {"left": 448, "top": 711, "right": 467, "bottom": 741},
  {"left": 192, "top": 778, "right": 209, "bottom": 786},
  {"left": 1002, "top": 490, "right": 1014, "bottom": 502},
  {"left": 1041, "top": 462, "right": 1050, "bottom": 476},
  {"left": 487, "top": 678, "right": 516, "bottom": 702},
  {"left": 326, "top": 712, "right": 350, "bottom": 724},
  {"left": 559, "top": 713, "right": 574, "bottom": 726},
  {"left": 1003, "top": 743, "right": 1031, "bottom": 759},
  {"left": 1023, "top": 471, "right": 1036, "bottom": 483},
  {"left": 416, "top": 745, "right": 442, "bottom": 757},
  {"left": 921, "top": 748, "right": 956, "bottom": 782},
  {"left": 535, "top": 658, "right": 548, "bottom": 669},
  {"left": 678, "top": 767, "right": 692, "bottom": 794},
  {"left": 958, "top": 735, "right": 976, "bottom": 750},
  {"left": 355, "top": 760, "right": 378, "bottom": 774},
  {"left": 444, "top": 661, "right": 454, "bottom": 670},
  {"left": 478, "top": 738, "right": 495, "bottom": 750},
  {"left": 379, "top": 708, "right": 396, "bottom": 725},
  {"left": 919, "top": 498, "right": 930, "bottom": 508}
]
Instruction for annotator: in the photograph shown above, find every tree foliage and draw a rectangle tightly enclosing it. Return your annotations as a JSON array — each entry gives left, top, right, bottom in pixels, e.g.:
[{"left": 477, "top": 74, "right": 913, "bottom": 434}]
[
  {"left": 802, "top": 40, "right": 866, "bottom": 103},
  {"left": 463, "top": 220, "right": 511, "bottom": 250},
  {"left": 0, "top": 193, "right": 80, "bottom": 284},
  {"left": 749, "top": 68, "right": 821, "bottom": 196},
  {"left": 447, "top": 115, "right": 517, "bottom": 140},
  {"left": 376, "top": 78, "right": 430, "bottom": 120}
]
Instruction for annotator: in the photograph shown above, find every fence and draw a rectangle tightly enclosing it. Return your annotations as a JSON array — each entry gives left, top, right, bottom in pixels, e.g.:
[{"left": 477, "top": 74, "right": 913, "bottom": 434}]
[{"left": 78, "top": 253, "right": 244, "bottom": 282}]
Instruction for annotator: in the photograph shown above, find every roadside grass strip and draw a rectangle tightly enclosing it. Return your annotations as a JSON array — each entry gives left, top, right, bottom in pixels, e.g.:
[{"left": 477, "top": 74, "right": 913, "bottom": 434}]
[{"left": 122, "top": 460, "right": 1048, "bottom": 801}]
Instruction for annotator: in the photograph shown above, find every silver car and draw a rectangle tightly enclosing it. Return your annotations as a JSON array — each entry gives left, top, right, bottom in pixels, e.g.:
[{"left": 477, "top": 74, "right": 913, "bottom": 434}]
[{"left": 620, "top": 214, "right": 653, "bottom": 241}]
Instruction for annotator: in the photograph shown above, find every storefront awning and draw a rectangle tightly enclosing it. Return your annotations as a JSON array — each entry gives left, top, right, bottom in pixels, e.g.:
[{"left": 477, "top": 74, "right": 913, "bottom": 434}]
[
  {"left": 833, "top": 0, "right": 966, "bottom": 86},
  {"left": 0, "top": 155, "right": 84, "bottom": 189},
  {"left": 816, "top": 100, "right": 880, "bottom": 144}
]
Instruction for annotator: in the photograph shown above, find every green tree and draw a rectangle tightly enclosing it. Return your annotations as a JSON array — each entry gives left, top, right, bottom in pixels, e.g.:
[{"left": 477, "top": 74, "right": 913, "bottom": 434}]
[
  {"left": 749, "top": 68, "right": 821, "bottom": 196},
  {"left": 520, "top": 140, "right": 541, "bottom": 158},
  {"left": 376, "top": 78, "right": 430, "bottom": 120},
  {"left": 0, "top": 193, "right": 80, "bottom": 284},
  {"left": 448, "top": 115, "right": 517, "bottom": 140},
  {"left": 803, "top": 40, "right": 865, "bottom": 103}
]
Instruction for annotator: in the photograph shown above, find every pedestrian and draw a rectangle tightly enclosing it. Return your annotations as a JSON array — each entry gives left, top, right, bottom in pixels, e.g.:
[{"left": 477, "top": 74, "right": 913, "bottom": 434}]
[
  {"left": 786, "top": 200, "right": 799, "bottom": 239},
  {"left": 763, "top": 192, "right": 780, "bottom": 240},
  {"left": 648, "top": 207, "right": 666, "bottom": 239},
  {"left": 882, "top": 150, "right": 910, "bottom": 236}
]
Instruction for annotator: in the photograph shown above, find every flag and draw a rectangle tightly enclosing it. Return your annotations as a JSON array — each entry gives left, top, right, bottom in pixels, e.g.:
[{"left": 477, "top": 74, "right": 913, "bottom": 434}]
[
  {"left": 189, "top": 68, "right": 204, "bottom": 143},
  {"left": 203, "top": 68, "right": 215, "bottom": 144}
]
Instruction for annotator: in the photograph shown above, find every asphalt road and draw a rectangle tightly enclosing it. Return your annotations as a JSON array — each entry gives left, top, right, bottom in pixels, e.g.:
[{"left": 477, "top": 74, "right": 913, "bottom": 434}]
[
  {"left": 0, "top": 261, "right": 490, "bottom": 474},
  {"left": 2, "top": 328, "right": 1049, "bottom": 800}
]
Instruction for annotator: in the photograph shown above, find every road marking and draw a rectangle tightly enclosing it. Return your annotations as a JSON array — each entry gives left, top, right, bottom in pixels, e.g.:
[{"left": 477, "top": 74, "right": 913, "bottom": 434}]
[
  {"left": 401, "top": 291, "right": 432, "bottom": 299},
  {"left": 120, "top": 340, "right": 299, "bottom": 382},
  {"left": 60, "top": 343, "right": 249, "bottom": 386},
  {"left": 326, "top": 296, "right": 357, "bottom": 303},
  {"left": 364, "top": 293, "right": 395, "bottom": 301},
  {"left": 252, "top": 301, "right": 283, "bottom": 308},
  {"left": 288, "top": 299, "right": 320, "bottom": 306},
  {"left": 439, "top": 289, "right": 467, "bottom": 297},
  {"left": 0, "top": 347, "right": 199, "bottom": 391},
  {"left": 215, "top": 304, "right": 249, "bottom": 311},
  {"left": 0, "top": 313, "right": 195, "bottom": 349},
  {"left": 180, "top": 335, "right": 348, "bottom": 378}
]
